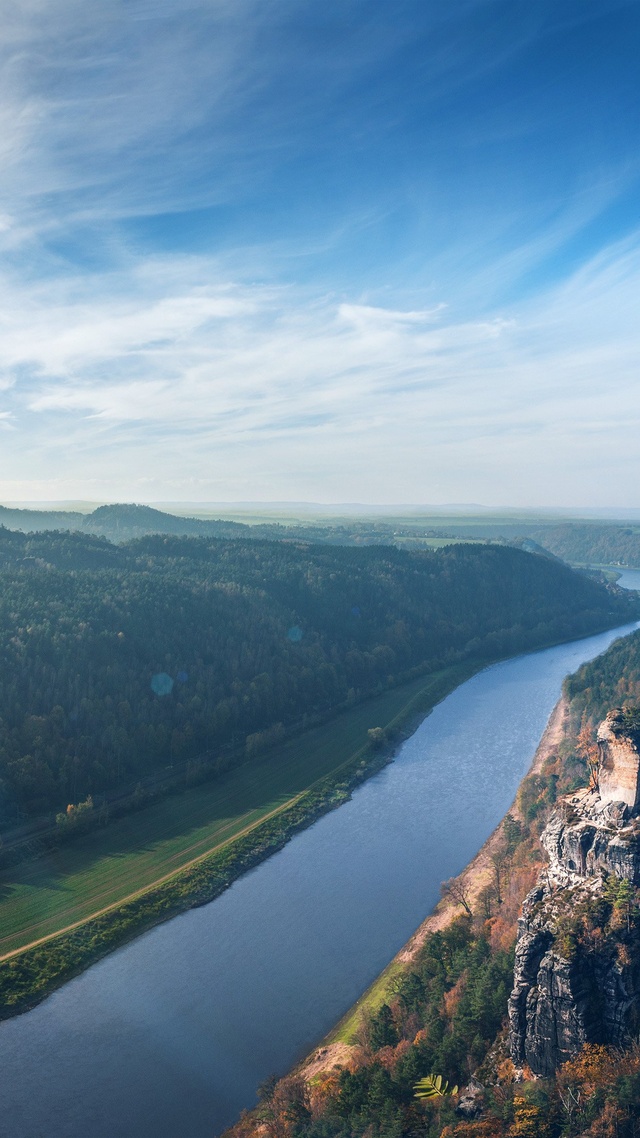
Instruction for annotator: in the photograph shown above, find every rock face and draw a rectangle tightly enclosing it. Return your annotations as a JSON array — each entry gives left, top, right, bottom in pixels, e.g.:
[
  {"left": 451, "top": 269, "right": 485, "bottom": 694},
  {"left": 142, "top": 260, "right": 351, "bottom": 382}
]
[
  {"left": 456, "top": 1079, "right": 485, "bottom": 1119},
  {"left": 508, "top": 717, "right": 640, "bottom": 1076},
  {"left": 598, "top": 711, "right": 640, "bottom": 811},
  {"left": 508, "top": 874, "right": 638, "bottom": 1075},
  {"left": 541, "top": 791, "right": 640, "bottom": 885}
]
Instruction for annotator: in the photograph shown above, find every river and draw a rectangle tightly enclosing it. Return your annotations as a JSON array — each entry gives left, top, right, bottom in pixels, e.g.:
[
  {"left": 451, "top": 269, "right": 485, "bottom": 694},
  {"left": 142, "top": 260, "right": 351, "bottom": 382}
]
[
  {"left": 0, "top": 618, "right": 639, "bottom": 1138},
  {"left": 613, "top": 567, "right": 640, "bottom": 590}
]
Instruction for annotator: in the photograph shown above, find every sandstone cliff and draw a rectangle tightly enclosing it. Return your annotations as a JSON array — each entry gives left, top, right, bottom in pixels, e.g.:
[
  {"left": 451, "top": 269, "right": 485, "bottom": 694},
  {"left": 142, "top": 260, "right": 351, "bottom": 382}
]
[
  {"left": 598, "top": 709, "right": 640, "bottom": 810},
  {"left": 508, "top": 711, "right": 640, "bottom": 1076}
]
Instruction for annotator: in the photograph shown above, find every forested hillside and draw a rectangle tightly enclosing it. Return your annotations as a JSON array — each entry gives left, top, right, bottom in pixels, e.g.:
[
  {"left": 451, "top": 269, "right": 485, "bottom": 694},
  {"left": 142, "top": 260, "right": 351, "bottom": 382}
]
[
  {"left": 0, "top": 528, "right": 635, "bottom": 824},
  {"left": 530, "top": 523, "right": 640, "bottom": 567},
  {"left": 0, "top": 502, "right": 451, "bottom": 547},
  {"left": 564, "top": 625, "right": 640, "bottom": 724},
  {"left": 0, "top": 502, "right": 274, "bottom": 543}
]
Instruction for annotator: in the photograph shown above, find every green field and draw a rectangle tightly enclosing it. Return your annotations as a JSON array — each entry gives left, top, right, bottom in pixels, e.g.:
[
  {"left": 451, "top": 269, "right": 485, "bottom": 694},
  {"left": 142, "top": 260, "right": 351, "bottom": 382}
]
[
  {"left": 0, "top": 662, "right": 475, "bottom": 958},
  {"left": 394, "top": 536, "right": 482, "bottom": 549}
]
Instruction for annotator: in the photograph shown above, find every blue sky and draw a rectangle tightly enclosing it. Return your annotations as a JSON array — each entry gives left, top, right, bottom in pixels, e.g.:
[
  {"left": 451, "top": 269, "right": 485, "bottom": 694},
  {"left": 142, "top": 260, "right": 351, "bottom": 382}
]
[{"left": 0, "top": 0, "right": 639, "bottom": 506}]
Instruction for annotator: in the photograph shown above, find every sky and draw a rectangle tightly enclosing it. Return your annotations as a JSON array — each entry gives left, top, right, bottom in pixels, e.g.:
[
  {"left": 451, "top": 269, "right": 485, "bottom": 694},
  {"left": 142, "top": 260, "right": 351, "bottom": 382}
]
[{"left": 0, "top": 0, "right": 639, "bottom": 508}]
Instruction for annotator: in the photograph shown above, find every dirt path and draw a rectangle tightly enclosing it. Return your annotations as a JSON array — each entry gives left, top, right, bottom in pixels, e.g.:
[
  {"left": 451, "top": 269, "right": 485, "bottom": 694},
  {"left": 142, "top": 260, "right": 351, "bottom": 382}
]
[{"left": 300, "top": 696, "right": 568, "bottom": 1080}]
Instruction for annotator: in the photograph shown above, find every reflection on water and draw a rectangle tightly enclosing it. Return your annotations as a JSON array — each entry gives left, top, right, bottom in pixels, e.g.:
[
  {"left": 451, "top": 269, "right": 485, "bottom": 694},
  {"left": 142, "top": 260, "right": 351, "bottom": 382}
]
[{"left": 0, "top": 622, "right": 638, "bottom": 1138}]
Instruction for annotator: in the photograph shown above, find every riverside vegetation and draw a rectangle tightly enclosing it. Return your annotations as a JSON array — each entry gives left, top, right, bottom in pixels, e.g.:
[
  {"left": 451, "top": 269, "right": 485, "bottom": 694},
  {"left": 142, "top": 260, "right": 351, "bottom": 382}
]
[
  {"left": 0, "top": 533, "right": 637, "bottom": 1017},
  {"left": 226, "top": 627, "right": 640, "bottom": 1138}
]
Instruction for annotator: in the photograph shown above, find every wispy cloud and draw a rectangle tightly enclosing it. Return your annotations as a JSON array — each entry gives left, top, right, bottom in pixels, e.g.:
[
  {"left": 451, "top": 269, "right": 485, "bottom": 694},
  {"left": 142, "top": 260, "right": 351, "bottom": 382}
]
[
  {"left": 0, "top": 223, "right": 639, "bottom": 504},
  {"left": 0, "top": 1, "right": 639, "bottom": 505}
]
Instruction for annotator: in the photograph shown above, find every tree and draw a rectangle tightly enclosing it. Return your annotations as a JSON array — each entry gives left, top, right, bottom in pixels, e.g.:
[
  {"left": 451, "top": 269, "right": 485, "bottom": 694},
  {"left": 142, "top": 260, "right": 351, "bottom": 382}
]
[
  {"left": 257, "top": 1076, "right": 311, "bottom": 1138},
  {"left": 614, "top": 876, "right": 636, "bottom": 932},
  {"left": 441, "top": 876, "right": 473, "bottom": 916},
  {"left": 490, "top": 846, "right": 511, "bottom": 905},
  {"left": 503, "top": 812, "right": 524, "bottom": 854},
  {"left": 477, "top": 884, "right": 494, "bottom": 921},
  {"left": 367, "top": 727, "right": 387, "bottom": 749},
  {"left": 577, "top": 722, "right": 601, "bottom": 791}
]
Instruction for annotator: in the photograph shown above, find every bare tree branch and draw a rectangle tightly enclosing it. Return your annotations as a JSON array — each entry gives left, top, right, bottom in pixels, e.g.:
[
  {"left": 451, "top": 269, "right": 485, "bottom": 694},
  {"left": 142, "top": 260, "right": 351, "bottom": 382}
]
[{"left": 441, "top": 876, "right": 472, "bottom": 916}]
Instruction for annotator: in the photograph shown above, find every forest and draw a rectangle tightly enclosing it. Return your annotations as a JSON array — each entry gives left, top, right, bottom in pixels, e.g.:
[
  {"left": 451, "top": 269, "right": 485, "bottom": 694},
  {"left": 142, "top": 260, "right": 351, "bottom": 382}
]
[{"left": 0, "top": 527, "right": 636, "bottom": 826}]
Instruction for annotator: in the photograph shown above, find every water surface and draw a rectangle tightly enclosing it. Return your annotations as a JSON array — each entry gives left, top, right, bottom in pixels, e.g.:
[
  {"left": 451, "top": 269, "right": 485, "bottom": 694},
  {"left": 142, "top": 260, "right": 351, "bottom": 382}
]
[
  {"left": 613, "top": 567, "right": 640, "bottom": 590},
  {"left": 0, "top": 620, "right": 638, "bottom": 1138}
]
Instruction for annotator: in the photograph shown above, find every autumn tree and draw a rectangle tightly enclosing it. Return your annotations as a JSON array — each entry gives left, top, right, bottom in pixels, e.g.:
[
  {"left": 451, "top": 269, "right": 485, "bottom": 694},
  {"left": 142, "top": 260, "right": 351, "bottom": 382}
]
[{"left": 441, "top": 876, "right": 473, "bottom": 916}]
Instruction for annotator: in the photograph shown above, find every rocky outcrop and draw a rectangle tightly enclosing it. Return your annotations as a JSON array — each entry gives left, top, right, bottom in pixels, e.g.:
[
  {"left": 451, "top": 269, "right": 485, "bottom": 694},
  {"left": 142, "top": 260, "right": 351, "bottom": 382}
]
[
  {"left": 541, "top": 790, "right": 640, "bottom": 885},
  {"left": 456, "top": 1079, "right": 485, "bottom": 1119},
  {"left": 508, "top": 720, "right": 640, "bottom": 1076},
  {"left": 508, "top": 874, "right": 638, "bottom": 1075},
  {"left": 598, "top": 711, "right": 640, "bottom": 811}
]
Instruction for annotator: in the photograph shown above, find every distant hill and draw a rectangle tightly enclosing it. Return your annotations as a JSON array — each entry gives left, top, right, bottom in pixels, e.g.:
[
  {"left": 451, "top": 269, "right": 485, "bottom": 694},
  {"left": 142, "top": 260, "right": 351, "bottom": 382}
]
[
  {"left": 528, "top": 523, "right": 640, "bottom": 568},
  {"left": 3, "top": 503, "right": 640, "bottom": 568},
  {"left": 0, "top": 502, "right": 256, "bottom": 542},
  {"left": 0, "top": 501, "right": 452, "bottom": 547},
  {"left": 81, "top": 503, "right": 254, "bottom": 541},
  {"left": 0, "top": 505, "right": 85, "bottom": 531}
]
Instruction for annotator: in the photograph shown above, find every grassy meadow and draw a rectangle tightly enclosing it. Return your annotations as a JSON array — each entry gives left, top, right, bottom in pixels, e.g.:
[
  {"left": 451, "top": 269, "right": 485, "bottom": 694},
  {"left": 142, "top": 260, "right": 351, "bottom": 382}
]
[{"left": 0, "top": 662, "right": 475, "bottom": 959}]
